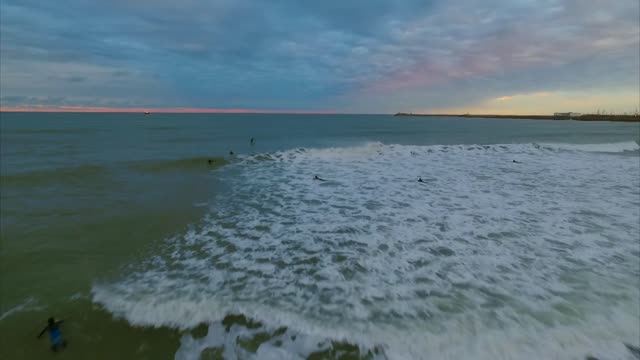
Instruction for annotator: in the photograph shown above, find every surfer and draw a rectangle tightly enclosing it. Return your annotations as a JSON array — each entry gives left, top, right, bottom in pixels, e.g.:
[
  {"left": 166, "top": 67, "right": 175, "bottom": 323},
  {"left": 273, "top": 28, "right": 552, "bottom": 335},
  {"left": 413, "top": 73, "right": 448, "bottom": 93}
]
[
  {"left": 250, "top": 137, "right": 255, "bottom": 145},
  {"left": 418, "top": 177, "right": 425, "bottom": 183},
  {"left": 208, "top": 159, "right": 213, "bottom": 165},
  {"left": 229, "top": 150, "right": 234, "bottom": 156},
  {"left": 512, "top": 160, "right": 522, "bottom": 164},
  {"left": 625, "top": 343, "right": 640, "bottom": 359},
  {"left": 314, "top": 175, "right": 325, "bottom": 181},
  {"left": 37, "top": 317, "right": 66, "bottom": 352}
]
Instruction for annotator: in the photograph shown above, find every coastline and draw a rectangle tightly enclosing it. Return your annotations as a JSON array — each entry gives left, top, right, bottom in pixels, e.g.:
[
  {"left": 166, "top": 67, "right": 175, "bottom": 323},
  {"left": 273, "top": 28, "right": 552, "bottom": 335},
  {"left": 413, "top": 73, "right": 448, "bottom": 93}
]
[{"left": 394, "top": 113, "right": 640, "bottom": 122}]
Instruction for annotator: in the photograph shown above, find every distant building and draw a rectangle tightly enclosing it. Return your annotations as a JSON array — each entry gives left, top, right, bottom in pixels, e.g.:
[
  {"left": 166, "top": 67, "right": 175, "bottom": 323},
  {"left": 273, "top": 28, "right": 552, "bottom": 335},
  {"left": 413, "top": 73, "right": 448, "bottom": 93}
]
[{"left": 554, "top": 112, "right": 581, "bottom": 117}]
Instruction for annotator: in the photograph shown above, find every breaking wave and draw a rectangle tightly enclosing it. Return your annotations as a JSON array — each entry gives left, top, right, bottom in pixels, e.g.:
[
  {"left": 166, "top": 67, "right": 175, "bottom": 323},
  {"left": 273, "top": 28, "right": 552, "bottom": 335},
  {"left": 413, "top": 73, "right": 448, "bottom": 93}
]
[{"left": 93, "top": 142, "right": 640, "bottom": 359}]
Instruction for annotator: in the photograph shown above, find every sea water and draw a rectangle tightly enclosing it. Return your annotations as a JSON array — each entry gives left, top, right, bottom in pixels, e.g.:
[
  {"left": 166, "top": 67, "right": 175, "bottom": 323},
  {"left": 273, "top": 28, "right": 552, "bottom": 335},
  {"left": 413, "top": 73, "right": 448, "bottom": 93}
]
[{"left": 1, "top": 113, "right": 639, "bottom": 359}]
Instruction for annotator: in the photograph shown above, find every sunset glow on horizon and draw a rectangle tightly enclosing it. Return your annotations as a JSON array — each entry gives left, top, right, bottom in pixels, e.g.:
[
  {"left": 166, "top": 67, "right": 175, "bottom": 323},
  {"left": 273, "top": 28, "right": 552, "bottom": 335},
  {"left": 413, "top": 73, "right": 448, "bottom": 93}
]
[{"left": 0, "top": 106, "right": 336, "bottom": 114}]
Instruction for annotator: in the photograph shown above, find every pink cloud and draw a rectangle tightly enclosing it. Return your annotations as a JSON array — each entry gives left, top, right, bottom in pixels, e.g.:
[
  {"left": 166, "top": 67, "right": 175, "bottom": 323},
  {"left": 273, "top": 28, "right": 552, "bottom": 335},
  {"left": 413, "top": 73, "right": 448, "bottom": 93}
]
[{"left": 359, "top": 1, "right": 639, "bottom": 95}]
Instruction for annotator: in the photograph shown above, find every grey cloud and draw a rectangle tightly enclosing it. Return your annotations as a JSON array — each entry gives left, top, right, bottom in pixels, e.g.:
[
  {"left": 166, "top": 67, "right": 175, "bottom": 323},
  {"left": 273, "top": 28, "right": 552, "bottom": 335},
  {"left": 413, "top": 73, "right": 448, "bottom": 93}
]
[{"left": 0, "top": 0, "right": 637, "bottom": 111}]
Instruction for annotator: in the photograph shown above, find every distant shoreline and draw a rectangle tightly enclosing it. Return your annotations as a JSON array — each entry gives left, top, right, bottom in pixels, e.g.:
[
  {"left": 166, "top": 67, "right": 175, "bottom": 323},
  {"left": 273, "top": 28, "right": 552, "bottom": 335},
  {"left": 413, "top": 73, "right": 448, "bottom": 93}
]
[{"left": 394, "top": 113, "right": 640, "bottom": 122}]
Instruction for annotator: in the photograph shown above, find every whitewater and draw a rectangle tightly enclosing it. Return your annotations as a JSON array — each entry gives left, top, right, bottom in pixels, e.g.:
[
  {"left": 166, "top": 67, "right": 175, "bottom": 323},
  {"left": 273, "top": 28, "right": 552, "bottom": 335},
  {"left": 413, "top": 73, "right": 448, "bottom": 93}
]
[{"left": 91, "top": 141, "right": 640, "bottom": 360}]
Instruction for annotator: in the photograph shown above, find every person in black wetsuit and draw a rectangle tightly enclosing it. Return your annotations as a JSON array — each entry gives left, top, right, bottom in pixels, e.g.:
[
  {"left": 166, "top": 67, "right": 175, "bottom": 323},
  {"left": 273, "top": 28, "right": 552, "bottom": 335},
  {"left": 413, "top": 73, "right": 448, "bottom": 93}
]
[
  {"left": 513, "top": 160, "right": 522, "bottom": 164},
  {"left": 250, "top": 137, "right": 255, "bottom": 145},
  {"left": 314, "top": 175, "right": 325, "bottom": 181},
  {"left": 37, "top": 317, "right": 66, "bottom": 352},
  {"left": 418, "top": 177, "right": 425, "bottom": 183}
]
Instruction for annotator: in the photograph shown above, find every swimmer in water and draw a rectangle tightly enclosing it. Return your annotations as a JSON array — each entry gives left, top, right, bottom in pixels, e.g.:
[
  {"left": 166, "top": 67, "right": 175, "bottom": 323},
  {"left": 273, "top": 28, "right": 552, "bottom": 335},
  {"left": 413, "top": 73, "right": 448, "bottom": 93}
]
[
  {"left": 37, "top": 317, "right": 66, "bottom": 352},
  {"left": 208, "top": 159, "right": 213, "bottom": 165},
  {"left": 418, "top": 177, "right": 425, "bottom": 183},
  {"left": 314, "top": 175, "right": 325, "bottom": 181},
  {"left": 229, "top": 150, "right": 234, "bottom": 156},
  {"left": 624, "top": 343, "right": 640, "bottom": 358},
  {"left": 512, "top": 160, "right": 522, "bottom": 164},
  {"left": 250, "top": 137, "right": 255, "bottom": 145}
]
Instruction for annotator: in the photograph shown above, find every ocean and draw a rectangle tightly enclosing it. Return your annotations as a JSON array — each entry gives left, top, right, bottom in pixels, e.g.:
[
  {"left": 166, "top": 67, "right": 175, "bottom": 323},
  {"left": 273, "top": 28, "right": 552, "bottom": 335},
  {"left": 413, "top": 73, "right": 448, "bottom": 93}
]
[{"left": 1, "top": 112, "right": 639, "bottom": 360}]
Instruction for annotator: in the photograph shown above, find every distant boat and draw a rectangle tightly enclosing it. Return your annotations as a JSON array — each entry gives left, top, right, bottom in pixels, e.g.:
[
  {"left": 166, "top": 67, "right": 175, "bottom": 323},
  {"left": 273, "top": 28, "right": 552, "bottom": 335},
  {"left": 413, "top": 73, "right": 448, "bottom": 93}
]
[{"left": 144, "top": 111, "right": 151, "bottom": 115}]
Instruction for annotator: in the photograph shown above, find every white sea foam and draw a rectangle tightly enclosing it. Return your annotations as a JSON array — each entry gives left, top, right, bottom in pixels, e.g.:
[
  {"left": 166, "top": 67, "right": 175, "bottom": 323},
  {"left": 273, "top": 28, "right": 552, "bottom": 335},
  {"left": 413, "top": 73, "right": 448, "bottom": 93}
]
[
  {"left": 93, "top": 142, "right": 640, "bottom": 359},
  {"left": 170, "top": 309, "right": 639, "bottom": 360},
  {"left": 0, "top": 297, "right": 44, "bottom": 321},
  {"left": 539, "top": 141, "right": 640, "bottom": 153}
]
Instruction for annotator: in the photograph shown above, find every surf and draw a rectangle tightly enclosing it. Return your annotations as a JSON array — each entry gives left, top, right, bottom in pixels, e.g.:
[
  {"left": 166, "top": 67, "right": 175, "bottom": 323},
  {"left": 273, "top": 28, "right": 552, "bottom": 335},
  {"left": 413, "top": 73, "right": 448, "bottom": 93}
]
[{"left": 92, "top": 142, "right": 640, "bottom": 359}]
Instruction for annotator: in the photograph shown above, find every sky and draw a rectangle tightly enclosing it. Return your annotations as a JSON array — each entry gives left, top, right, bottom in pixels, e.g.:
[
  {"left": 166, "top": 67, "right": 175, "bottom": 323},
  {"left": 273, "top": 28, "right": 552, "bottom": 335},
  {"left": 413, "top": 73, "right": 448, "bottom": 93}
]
[{"left": 1, "top": 0, "right": 638, "bottom": 114}]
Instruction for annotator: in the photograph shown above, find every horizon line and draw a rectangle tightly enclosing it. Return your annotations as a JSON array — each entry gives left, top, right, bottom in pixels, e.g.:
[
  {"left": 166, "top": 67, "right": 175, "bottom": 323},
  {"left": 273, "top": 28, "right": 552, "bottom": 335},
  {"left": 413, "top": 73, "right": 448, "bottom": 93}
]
[{"left": 0, "top": 106, "right": 338, "bottom": 114}]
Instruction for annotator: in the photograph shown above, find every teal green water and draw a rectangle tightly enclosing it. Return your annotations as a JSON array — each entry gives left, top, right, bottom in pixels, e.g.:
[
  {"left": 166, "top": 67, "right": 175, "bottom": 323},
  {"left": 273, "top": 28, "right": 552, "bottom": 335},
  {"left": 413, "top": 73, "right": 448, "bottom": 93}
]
[{"left": 1, "top": 113, "right": 639, "bottom": 359}]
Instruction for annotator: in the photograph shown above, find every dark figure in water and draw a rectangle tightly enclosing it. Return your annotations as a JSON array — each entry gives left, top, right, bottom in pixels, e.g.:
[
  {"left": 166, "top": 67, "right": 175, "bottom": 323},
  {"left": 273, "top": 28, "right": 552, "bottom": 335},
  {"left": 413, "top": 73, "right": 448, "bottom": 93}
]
[
  {"left": 250, "top": 137, "right": 255, "bottom": 145},
  {"left": 38, "top": 317, "right": 66, "bottom": 352},
  {"left": 207, "top": 159, "right": 213, "bottom": 165},
  {"left": 625, "top": 343, "right": 640, "bottom": 359},
  {"left": 587, "top": 345, "right": 640, "bottom": 360},
  {"left": 513, "top": 160, "right": 522, "bottom": 164},
  {"left": 314, "top": 175, "right": 325, "bottom": 181},
  {"left": 418, "top": 177, "right": 425, "bottom": 183},
  {"left": 229, "top": 150, "right": 234, "bottom": 156}
]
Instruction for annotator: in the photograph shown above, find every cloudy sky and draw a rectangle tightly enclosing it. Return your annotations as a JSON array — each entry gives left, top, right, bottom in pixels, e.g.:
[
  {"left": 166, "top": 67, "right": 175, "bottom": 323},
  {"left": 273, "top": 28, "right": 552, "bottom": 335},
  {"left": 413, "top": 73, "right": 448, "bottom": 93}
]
[{"left": 1, "top": 0, "right": 638, "bottom": 113}]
